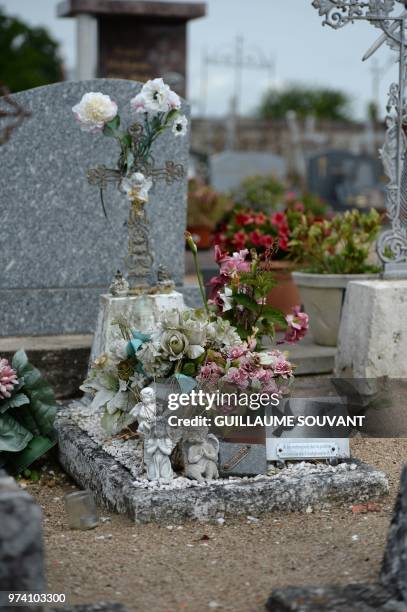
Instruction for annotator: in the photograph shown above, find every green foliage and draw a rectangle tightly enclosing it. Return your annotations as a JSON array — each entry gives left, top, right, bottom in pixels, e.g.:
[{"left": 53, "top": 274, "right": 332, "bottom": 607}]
[
  {"left": 259, "top": 85, "right": 353, "bottom": 122},
  {"left": 0, "top": 10, "right": 62, "bottom": 92},
  {"left": 233, "top": 175, "right": 286, "bottom": 212},
  {"left": 0, "top": 350, "right": 57, "bottom": 474},
  {"left": 289, "top": 209, "right": 383, "bottom": 274}
]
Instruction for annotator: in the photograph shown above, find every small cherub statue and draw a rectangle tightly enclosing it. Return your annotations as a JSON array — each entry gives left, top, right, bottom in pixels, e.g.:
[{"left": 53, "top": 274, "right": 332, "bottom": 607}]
[
  {"left": 183, "top": 432, "right": 219, "bottom": 482},
  {"left": 130, "top": 386, "right": 157, "bottom": 435},
  {"left": 144, "top": 418, "right": 175, "bottom": 482},
  {"left": 109, "top": 270, "right": 129, "bottom": 297}
]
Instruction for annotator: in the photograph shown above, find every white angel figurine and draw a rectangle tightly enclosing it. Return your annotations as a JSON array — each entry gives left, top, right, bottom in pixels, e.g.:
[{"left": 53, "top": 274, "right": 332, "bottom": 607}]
[
  {"left": 130, "top": 386, "right": 156, "bottom": 435},
  {"left": 143, "top": 417, "right": 174, "bottom": 481}
]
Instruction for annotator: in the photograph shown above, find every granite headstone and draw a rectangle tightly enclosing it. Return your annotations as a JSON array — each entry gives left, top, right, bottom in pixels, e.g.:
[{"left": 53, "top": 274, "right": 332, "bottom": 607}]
[
  {"left": 1, "top": 79, "right": 191, "bottom": 336},
  {"left": 209, "top": 151, "right": 286, "bottom": 193}
]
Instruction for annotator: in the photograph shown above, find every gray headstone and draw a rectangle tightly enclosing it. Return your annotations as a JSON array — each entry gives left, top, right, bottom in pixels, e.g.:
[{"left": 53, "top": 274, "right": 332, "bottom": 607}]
[
  {"left": 209, "top": 151, "right": 286, "bottom": 193},
  {"left": 1, "top": 79, "right": 189, "bottom": 336},
  {"left": 307, "top": 149, "right": 383, "bottom": 210},
  {"left": 381, "top": 464, "right": 407, "bottom": 603},
  {"left": 0, "top": 472, "right": 46, "bottom": 596}
]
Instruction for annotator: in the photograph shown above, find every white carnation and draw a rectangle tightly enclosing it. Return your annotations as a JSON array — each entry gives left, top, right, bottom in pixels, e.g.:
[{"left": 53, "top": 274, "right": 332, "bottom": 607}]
[{"left": 72, "top": 92, "right": 118, "bottom": 132}]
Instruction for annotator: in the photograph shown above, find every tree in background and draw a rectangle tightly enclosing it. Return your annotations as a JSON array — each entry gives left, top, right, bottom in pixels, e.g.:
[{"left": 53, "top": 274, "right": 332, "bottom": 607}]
[
  {"left": 259, "top": 84, "right": 353, "bottom": 122},
  {"left": 0, "top": 10, "right": 62, "bottom": 93}
]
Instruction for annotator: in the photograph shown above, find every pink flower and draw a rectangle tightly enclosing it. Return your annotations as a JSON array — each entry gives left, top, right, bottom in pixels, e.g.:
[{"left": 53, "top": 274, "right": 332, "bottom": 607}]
[
  {"left": 235, "top": 212, "right": 254, "bottom": 226},
  {"left": 281, "top": 306, "right": 309, "bottom": 344},
  {"left": 228, "top": 345, "right": 248, "bottom": 360},
  {"left": 222, "top": 366, "right": 250, "bottom": 389},
  {"left": 197, "top": 362, "right": 224, "bottom": 386},
  {"left": 214, "top": 246, "right": 250, "bottom": 276},
  {"left": 0, "top": 358, "right": 18, "bottom": 399}
]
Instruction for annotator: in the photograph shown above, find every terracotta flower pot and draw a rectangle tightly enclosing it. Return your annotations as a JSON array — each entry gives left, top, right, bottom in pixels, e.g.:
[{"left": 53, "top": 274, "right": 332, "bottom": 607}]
[{"left": 266, "top": 261, "right": 302, "bottom": 315}]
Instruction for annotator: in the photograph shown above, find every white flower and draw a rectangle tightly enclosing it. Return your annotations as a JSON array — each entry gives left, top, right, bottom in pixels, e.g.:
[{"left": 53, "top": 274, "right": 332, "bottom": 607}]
[
  {"left": 72, "top": 92, "right": 118, "bottom": 132},
  {"left": 140, "top": 78, "right": 172, "bottom": 113},
  {"left": 172, "top": 115, "right": 188, "bottom": 137},
  {"left": 207, "top": 318, "right": 241, "bottom": 348},
  {"left": 258, "top": 352, "right": 278, "bottom": 367},
  {"left": 218, "top": 286, "right": 233, "bottom": 312},
  {"left": 121, "top": 172, "right": 152, "bottom": 203},
  {"left": 130, "top": 92, "right": 146, "bottom": 113}
]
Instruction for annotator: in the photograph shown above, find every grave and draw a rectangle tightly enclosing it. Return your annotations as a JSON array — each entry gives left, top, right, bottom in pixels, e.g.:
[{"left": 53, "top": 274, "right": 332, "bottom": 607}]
[
  {"left": 209, "top": 151, "right": 286, "bottom": 193},
  {"left": 307, "top": 149, "right": 384, "bottom": 211},
  {"left": 55, "top": 399, "right": 388, "bottom": 523},
  {"left": 0, "top": 79, "right": 199, "bottom": 338},
  {"left": 266, "top": 464, "right": 407, "bottom": 611},
  {"left": 58, "top": 0, "right": 206, "bottom": 96}
]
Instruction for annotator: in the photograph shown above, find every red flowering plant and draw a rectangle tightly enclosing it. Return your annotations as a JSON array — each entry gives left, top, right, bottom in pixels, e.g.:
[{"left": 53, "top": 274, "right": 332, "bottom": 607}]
[{"left": 216, "top": 191, "right": 328, "bottom": 261}]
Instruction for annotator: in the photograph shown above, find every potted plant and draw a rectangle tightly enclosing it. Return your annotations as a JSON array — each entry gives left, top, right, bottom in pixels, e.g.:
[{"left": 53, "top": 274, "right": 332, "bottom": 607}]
[
  {"left": 289, "top": 208, "right": 382, "bottom": 346},
  {"left": 187, "top": 179, "right": 232, "bottom": 249},
  {"left": 215, "top": 191, "right": 327, "bottom": 314}
]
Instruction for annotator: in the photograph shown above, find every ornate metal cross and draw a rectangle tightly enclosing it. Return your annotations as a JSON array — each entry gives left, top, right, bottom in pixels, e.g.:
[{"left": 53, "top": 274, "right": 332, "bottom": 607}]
[{"left": 312, "top": 0, "right": 407, "bottom": 276}]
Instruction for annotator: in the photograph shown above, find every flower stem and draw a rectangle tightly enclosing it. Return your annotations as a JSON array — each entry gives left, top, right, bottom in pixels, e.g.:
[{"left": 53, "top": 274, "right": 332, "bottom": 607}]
[{"left": 185, "top": 231, "right": 209, "bottom": 315}]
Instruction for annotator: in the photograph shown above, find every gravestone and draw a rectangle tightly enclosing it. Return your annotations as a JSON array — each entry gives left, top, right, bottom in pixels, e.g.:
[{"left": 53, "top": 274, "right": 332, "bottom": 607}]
[
  {"left": 58, "top": 0, "right": 206, "bottom": 96},
  {"left": 209, "top": 151, "right": 286, "bottom": 193},
  {"left": 307, "top": 149, "right": 384, "bottom": 210},
  {"left": 0, "top": 79, "right": 193, "bottom": 337}
]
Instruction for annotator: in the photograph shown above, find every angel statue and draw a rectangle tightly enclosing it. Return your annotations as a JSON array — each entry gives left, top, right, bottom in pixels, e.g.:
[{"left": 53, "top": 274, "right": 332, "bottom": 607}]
[{"left": 130, "top": 386, "right": 157, "bottom": 435}]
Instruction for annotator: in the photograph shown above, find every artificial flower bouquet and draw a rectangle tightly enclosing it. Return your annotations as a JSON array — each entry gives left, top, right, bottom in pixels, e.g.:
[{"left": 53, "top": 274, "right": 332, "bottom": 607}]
[
  {"left": 72, "top": 78, "right": 188, "bottom": 216},
  {"left": 0, "top": 351, "right": 57, "bottom": 474},
  {"left": 83, "top": 236, "right": 308, "bottom": 436}
]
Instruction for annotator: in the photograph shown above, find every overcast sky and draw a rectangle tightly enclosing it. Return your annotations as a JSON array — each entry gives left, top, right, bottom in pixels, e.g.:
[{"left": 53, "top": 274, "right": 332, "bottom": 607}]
[{"left": 0, "top": 0, "right": 399, "bottom": 119}]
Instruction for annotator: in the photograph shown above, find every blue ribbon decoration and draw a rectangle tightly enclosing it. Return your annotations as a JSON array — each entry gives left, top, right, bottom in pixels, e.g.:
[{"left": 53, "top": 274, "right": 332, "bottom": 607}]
[
  {"left": 126, "top": 329, "right": 151, "bottom": 358},
  {"left": 174, "top": 373, "right": 198, "bottom": 394}
]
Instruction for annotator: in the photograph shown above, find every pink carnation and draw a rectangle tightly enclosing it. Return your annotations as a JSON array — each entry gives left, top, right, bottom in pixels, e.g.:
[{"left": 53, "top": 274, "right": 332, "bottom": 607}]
[
  {"left": 228, "top": 345, "right": 248, "bottom": 360},
  {"left": 197, "top": 362, "right": 223, "bottom": 387},
  {"left": 222, "top": 366, "right": 250, "bottom": 389},
  {"left": 282, "top": 306, "right": 309, "bottom": 344},
  {"left": 0, "top": 358, "right": 18, "bottom": 399}
]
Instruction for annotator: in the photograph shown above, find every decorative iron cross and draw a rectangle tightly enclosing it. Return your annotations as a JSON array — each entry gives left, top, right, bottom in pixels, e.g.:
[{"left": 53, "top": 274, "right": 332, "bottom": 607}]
[{"left": 312, "top": 0, "right": 407, "bottom": 276}]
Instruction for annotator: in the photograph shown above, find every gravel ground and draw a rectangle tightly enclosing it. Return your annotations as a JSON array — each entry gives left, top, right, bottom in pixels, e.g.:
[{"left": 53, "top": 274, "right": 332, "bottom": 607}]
[{"left": 25, "top": 438, "right": 406, "bottom": 612}]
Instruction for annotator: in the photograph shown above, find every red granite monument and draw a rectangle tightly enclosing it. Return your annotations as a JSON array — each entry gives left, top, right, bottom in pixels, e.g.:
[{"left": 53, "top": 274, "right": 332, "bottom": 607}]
[{"left": 58, "top": 1, "right": 206, "bottom": 97}]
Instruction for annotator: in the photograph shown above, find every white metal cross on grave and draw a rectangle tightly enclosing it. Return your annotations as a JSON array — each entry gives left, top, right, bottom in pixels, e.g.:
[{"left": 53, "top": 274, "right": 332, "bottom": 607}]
[{"left": 312, "top": 0, "right": 407, "bottom": 276}]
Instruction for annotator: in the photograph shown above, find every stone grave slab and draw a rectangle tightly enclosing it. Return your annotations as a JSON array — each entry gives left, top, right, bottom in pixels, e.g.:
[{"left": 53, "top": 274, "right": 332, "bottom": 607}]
[
  {"left": 55, "top": 401, "right": 388, "bottom": 524},
  {"left": 1, "top": 79, "right": 193, "bottom": 337},
  {"left": 209, "top": 151, "right": 286, "bottom": 193}
]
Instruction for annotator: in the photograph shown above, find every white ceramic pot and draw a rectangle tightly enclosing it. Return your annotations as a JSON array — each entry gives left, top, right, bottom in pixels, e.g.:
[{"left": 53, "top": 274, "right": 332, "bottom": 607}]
[{"left": 292, "top": 271, "right": 380, "bottom": 346}]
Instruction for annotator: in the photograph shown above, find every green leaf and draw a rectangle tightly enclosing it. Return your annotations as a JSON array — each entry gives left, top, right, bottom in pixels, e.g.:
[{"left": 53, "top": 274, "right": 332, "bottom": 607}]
[
  {"left": 0, "top": 393, "right": 29, "bottom": 414},
  {"left": 261, "top": 305, "right": 288, "bottom": 329},
  {"left": 103, "top": 115, "right": 121, "bottom": 137},
  {"left": 0, "top": 413, "right": 33, "bottom": 452},
  {"left": 5, "top": 435, "right": 56, "bottom": 475},
  {"left": 233, "top": 293, "right": 260, "bottom": 313},
  {"left": 12, "top": 349, "right": 28, "bottom": 373}
]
